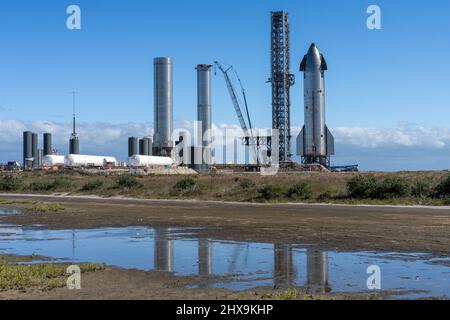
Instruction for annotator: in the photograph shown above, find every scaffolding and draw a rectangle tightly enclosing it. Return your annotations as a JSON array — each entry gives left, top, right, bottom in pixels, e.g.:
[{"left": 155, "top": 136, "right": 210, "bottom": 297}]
[{"left": 270, "top": 11, "right": 295, "bottom": 163}]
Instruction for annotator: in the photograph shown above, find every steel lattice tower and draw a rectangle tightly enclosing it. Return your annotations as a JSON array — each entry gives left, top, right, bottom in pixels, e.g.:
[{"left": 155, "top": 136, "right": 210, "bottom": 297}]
[{"left": 270, "top": 12, "right": 295, "bottom": 163}]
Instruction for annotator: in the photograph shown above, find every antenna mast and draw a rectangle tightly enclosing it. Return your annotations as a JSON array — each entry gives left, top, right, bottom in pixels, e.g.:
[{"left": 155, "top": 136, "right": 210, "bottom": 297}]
[{"left": 71, "top": 91, "right": 78, "bottom": 138}]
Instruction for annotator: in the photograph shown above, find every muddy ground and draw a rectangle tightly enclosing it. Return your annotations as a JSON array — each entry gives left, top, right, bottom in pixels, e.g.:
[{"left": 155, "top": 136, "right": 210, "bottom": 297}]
[
  {"left": 0, "top": 254, "right": 408, "bottom": 301},
  {"left": 1, "top": 194, "right": 449, "bottom": 256},
  {"left": 0, "top": 194, "right": 449, "bottom": 300}
]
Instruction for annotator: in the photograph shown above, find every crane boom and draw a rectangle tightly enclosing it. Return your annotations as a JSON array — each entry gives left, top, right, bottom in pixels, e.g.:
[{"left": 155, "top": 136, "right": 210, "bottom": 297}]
[
  {"left": 214, "top": 61, "right": 259, "bottom": 164},
  {"left": 214, "top": 62, "right": 249, "bottom": 135}
]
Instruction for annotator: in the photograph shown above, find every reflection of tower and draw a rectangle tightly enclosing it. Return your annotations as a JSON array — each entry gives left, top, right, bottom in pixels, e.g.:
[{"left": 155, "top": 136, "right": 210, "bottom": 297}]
[
  {"left": 154, "top": 228, "right": 173, "bottom": 272},
  {"left": 306, "top": 249, "right": 330, "bottom": 293},
  {"left": 274, "top": 244, "right": 295, "bottom": 288},
  {"left": 72, "top": 230, "right": 76, "bottom": 261},
  {"left": 198, "top": 238, "right": 212, "bottom": 275}
]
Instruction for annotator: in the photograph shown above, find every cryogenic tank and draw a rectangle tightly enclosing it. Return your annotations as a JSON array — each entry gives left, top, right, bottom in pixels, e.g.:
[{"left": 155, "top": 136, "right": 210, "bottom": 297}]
[
  {"left": 64, "top": 155, "right": 118, "bottom": 167},
  {"left": 43, "top": 133, "right": 52, "bottom": 156},
  {"left": 128, "top": 155, "right": 174, "bottom": 167},
  {"left": 42, "top": 155, "right": 65, "bottom": 167}
]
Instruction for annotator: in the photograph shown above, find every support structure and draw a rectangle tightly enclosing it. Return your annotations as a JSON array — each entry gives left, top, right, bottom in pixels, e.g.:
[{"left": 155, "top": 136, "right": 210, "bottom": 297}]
[{"left": 270, "top": 11, "right": 295, "bottom": 163}]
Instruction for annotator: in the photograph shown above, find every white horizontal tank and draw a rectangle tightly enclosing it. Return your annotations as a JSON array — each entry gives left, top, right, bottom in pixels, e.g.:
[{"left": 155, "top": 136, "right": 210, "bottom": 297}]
[
  {"left": 64, "top": 154, "right": 118, "bottom": 167},
  {"left": 42, "top": 155, "right": 65, "bottom": 167},
  {"left": 128, "top": 155, "right": 174, "bottom": 167}
]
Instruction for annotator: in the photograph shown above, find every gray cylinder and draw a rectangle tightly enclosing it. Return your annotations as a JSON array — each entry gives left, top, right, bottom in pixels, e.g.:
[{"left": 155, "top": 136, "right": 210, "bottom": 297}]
[
  {"left": 144, "top": 137, "right": 153, "bottom": 156},
  {"left": 32, "top": 133, "right": 38, "bottom": 168},
  {"left": 153, "top": 57, "right": 174, "bottom": 153},
  {"left": 69, "top": 137, "right": 80, "bottom": 155},
  {"left": 197, "top": 64, "right": 212, "bottom": 171},
  {"left": 23, "top": 131, "right": 33, "bottom": 169},
  {"left": 139, "top": 139, "right": 150, "bottom": 156},
  {"left": 128, "top": 137, "right": 138, "bottom": 157},
  {"left": 43, "top": 133, "right": 52, "bottom": 156}
]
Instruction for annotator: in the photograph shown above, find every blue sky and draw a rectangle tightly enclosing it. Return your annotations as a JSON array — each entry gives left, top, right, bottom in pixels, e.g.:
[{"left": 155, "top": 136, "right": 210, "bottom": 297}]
[{"left": 1, "top": 0, "right": 450, "bottom": 170}]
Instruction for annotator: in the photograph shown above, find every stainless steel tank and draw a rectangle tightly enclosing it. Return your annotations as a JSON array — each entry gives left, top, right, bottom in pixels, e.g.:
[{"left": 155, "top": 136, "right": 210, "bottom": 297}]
[
  {"left": 197, "top": 64, "right": 212, "bottom": 171},
  {"left": 43, "top": 133, "right": 52, "bottom": 156},
  {"left": 23, "top": 131, "right": 33, "bottom": 169},
  {"left": 144, "top": 137, "right": 153, "bottom": 156},
  {"left": 128, "top": 137, "right": 138, "bottom": 157},
  {"left": 32, "top": 133, "right": 38, "bottom": 168},
  {"left": 69, "top": 137, "right": 80, "bottom": 155},
  {"left": 153, "top": 57, "right": 174, "bottom": 156}
]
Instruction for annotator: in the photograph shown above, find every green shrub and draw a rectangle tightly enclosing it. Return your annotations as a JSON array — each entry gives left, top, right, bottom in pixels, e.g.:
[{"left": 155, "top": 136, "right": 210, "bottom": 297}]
[
  {"left": 257, "top": 185, "right": 283, "bottom": 201},
  {"left": 25, "top": 203, "right": 66, "bottom": 213},
  {"left": 433, "top": 175, "right": 450, "bottom": 199},
  {"left": 51, "top": 177, "right": 73, "bottom": 190},
  {"left": 174, "top": 178, "right": 197, "bottom": 190},
  {"left": 347, "top": 175, "right": 378, "bottom": 199},
  {"left": 0, "top": 176, "right": 23, "bottom": 191},
  {"left": 318, "top": 191, "right": 332, "bottom": 202},
  {"left": 411, "top": 179, "right": 434, "bottom": 198},
  {"left": 239, "top": 179, "right": 256, "bottom": 190},
  {"left": 115, "top": 175, "right": 143, "bottom": 189},
  {"left": 81, "top": 180, "right": 104, "bottom": 191},
  {"left": 0, "top": 261, "right": 105, "bottom": 291},
  {"left": 29, "top": 181, "right": 54, "bottom": 191},
  {"left": 374, "top": 177, "right": 410, "bottom": 199},
  {"left": 28, "top": 178, "right": 73, "bottom": 192},
  {"left": 287, "top": 182, "right": 312, "bottom": 200}
]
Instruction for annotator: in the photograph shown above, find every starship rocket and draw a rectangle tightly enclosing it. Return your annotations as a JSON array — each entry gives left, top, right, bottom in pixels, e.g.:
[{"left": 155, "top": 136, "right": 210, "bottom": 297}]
[{"left": 297, "top": 43, "right": 335, "bottom": 166}]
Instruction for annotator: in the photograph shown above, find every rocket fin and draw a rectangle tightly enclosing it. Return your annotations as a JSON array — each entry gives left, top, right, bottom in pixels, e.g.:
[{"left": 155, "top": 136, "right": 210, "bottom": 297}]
[
  {"left": 297, "top": 126, "right": 305, "bottom": 156},
  {"left": 326, "top": 126, "right": 334, "bottom": 156},
  {"left": 320, "top": 54, "right": 328, "bottom": 71},
  {"left": 300, "top": 55, "right": 308, "bottom": 72}
]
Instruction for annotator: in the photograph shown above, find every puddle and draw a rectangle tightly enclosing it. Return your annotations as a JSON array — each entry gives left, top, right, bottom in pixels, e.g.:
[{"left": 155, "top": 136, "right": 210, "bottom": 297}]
[
  {"left": 0, "top": 208, "right": 23, "bottom": 217},
  {"left": 0, "top": 223, "right": 448, "bottom": 299}
]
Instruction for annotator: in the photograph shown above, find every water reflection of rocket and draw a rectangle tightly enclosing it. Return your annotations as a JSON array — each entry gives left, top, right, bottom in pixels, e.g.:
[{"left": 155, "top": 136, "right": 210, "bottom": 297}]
[
  {"left": 274, "top": 244, "right": 295, "bottom": 288},
  {"left": 198, "top": 238, "right": 212, "bottom": 275},
  {"left": 297, "top": 43, "right": 335, "bottom": 167},
  {"left": 307, "top": 249, "right": 330, "bottom": 293},
  {"left": 154, "top": 228, "right": 173, "bottom": 272}
]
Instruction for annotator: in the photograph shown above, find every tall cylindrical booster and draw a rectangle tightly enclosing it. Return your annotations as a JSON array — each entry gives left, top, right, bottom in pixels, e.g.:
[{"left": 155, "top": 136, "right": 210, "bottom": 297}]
[
  {"left": 197, "top": 64, "right": 212, "bottom": 171},
  {"left": 153, "top": 57, "right": 174, "bottom": 157}
]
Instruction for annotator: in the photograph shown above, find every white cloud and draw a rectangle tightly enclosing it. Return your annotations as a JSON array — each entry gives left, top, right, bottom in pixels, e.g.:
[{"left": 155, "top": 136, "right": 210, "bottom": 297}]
[{"left": 331, "top": 126, "right": 450, "bottom": 149}]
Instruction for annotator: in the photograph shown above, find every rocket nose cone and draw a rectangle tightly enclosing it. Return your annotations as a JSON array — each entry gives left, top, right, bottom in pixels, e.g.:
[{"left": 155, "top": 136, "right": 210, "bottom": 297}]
[{"left": 306, "top": 43, "right": 321, "bottom": 66}]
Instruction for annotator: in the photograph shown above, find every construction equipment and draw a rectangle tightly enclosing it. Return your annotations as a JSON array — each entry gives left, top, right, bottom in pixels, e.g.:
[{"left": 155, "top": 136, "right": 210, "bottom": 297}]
[{"left": 214, "top": 61, "right": 262, "bottom": 164}]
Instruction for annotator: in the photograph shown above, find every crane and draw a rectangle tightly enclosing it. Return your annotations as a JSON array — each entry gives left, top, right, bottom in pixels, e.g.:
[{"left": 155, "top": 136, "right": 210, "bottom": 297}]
[{"left": 214, "top": 61, "right": 259, "bottom": 164}]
